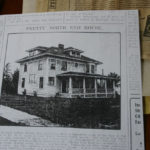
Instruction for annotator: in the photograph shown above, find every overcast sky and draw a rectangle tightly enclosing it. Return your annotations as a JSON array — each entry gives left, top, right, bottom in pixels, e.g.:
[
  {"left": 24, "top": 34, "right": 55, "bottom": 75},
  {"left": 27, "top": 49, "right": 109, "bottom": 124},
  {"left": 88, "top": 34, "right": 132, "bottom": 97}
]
[{"left": 6, "top": 32, "right": 120, "bottom": 75}]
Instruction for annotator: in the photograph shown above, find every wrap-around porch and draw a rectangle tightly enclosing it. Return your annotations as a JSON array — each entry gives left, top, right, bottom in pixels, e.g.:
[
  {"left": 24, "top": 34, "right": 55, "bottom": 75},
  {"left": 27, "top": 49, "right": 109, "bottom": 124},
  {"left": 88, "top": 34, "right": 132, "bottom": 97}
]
[{"left": 57, "top": 72, "right": 116, "bottom": 98}]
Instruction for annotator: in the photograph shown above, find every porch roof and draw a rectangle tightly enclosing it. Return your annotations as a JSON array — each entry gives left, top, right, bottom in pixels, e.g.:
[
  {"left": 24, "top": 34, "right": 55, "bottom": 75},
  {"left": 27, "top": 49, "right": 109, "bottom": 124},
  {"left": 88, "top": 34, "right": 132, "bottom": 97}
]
[{"left": 57, "top": 72, "right": 116, "bottom": 80}]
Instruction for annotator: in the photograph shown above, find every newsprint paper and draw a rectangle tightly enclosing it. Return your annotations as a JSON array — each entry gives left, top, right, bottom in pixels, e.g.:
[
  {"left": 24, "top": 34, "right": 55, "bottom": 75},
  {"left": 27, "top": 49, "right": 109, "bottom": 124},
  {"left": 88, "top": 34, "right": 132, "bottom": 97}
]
[{"left": 0, "top": 10, "right": 144, "bottom": 150}]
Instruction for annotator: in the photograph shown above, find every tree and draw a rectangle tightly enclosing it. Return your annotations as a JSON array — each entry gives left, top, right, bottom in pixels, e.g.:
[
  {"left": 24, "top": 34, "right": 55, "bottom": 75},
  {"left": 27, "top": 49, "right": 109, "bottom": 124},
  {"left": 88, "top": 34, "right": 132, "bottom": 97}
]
[
  {"left": 2, "top": 63, "right": 13, "bottom": 94},
  {"left": 107, "top": 72, "right": 120, "bottom": 87},
  {"left": 2, "top": 63, "right": 19, "bottom": 95},
  {"left": 12, "top": 69, "right": 19, "bottom": 94}
]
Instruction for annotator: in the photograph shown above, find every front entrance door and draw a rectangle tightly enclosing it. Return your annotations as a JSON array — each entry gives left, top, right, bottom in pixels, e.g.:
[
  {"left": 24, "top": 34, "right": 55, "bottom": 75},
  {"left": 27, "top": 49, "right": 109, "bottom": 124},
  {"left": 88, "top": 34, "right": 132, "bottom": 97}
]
[{"left": 62, "top": 79, "right": 67, "bottom": 93}]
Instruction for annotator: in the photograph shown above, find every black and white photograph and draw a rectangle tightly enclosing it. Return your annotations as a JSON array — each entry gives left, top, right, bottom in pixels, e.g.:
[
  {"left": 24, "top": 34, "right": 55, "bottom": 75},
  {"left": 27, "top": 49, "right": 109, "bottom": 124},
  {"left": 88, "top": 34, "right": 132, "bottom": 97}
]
[{"left": 0, "top": 32, "right": 121, "bottom": 129}]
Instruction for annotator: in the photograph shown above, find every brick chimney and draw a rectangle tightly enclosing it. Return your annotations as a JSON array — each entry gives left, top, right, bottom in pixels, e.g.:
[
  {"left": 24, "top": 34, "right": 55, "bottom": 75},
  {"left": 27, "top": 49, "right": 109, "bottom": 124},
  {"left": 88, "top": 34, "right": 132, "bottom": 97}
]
[{"left": 58, "top": 44, "right": 64, "bottom": 49}]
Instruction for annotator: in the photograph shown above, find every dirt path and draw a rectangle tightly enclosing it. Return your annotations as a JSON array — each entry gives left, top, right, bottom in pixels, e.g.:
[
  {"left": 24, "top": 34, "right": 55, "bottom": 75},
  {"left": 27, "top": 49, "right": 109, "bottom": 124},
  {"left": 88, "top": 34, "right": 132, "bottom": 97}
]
[{"left": 0, "top": 105, "right": 60, "bottom": 127}]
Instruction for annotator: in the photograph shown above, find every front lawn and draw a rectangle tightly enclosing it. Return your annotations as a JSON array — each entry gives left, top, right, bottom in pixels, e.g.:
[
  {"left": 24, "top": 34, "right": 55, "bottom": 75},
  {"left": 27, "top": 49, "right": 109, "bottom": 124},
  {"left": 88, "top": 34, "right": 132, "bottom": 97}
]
[{"left": 0, "top": 94, "right": 120, "bottom": 129}]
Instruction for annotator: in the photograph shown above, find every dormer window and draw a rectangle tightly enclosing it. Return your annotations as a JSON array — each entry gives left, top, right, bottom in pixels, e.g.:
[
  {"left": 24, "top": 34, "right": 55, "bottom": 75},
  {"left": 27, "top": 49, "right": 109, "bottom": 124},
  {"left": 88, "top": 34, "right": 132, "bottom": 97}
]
[
  {"left": 64, "top": 47, "right": 83, "bottom": 58},
  {"left": 29, "top": 51, "right": 35, "bottom": 57},
  {"left": 71, "top": 51, "right": 81, "bottom": 57},
  {"left": 24, "top": 64, "right": 27, "bottom": 72}
]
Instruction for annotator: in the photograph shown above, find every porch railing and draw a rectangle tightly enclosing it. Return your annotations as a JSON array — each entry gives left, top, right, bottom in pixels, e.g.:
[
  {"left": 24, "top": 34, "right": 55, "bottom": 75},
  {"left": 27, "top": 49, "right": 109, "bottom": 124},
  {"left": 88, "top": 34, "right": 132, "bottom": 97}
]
[
  {"left": 59, "top": 88, "right": 115, "bottom": 98},
  {"left": 86, "top": 88, "right": 95, "bottom": 93},
  {"left": 72, "top": 88, "right": 84, "bottom": 94}
]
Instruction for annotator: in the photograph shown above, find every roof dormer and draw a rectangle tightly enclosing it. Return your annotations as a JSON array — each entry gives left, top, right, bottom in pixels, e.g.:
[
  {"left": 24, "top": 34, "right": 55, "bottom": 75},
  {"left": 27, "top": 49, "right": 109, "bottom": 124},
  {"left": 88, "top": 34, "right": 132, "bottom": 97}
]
[
  {"left": 26, "top": 46, "right": 48, "bottom": 57},
  {"left": 64, "top": 47, "right": 84, "bottom": 58}
]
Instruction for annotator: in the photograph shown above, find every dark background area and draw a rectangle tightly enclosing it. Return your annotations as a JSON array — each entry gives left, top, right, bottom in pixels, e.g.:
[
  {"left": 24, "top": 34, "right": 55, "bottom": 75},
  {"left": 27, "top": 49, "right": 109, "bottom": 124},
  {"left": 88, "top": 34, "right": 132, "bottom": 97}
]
[
  {"left": 0, "top": 0, "right": 22, "bottom": 14},
  {"left": 0, "top": 0, "right": 149, "bottom": 149}
]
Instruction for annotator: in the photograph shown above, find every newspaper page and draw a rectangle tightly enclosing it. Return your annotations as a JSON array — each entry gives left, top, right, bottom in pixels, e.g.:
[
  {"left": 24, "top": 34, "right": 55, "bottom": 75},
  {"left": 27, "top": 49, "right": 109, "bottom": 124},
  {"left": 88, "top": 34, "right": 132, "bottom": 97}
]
[{"left": 0, "top": 10, "right": 144, "bottom": 150}]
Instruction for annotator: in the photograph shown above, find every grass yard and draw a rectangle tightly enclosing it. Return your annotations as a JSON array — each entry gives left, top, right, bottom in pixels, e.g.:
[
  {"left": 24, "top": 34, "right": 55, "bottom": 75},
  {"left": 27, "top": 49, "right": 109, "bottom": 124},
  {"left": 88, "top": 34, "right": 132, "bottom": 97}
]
[{"left": 0, "top": 94, "right": 120, "bottom": 129}]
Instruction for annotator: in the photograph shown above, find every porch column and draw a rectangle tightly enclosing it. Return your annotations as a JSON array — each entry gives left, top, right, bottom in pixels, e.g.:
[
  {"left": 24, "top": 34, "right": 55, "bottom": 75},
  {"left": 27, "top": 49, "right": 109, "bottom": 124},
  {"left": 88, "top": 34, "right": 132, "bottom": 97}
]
[
  {"left": 94, "top": 78, "right": 97, "bottom": 98},
  {"left": 46, "top": 58, "right": 49, "bottom": 88},
  {"left": 83, "top": 77, "right": 86, "bottom": 98},
  {"left": 60, "top": 81, "right": 62, "bottom": 93},
  {"left": 104, "top": 79, "right": 108, "bottom": 98},
  {"left": 69, "top": 77, "right": 72, "bottom": 98},
  {"left": 113, "top": 80, "right": 116, "bottom": 98}
]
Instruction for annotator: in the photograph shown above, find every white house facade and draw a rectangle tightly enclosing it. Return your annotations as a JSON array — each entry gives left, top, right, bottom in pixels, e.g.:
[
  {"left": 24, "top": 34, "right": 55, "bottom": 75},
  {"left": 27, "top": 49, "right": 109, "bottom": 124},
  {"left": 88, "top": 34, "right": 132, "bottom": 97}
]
[{"left": 16, "top": 44, "right": 116, "bottom": 98}]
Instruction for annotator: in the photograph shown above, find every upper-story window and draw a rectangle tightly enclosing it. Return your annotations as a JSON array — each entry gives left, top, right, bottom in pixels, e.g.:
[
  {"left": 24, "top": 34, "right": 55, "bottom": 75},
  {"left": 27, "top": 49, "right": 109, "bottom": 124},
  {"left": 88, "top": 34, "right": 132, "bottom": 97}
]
[
  {"left": 49, "top": 59, "right": 56, "bottom": 70},
  {"left": 77, "top": 52, "right": 80, "bottom": 57},
  {"left": 86, "top": 64, "right": 90, "bottom": 73},
  {"left": 72, "top": 51, "right": 75, "bottom": 56},
  {"left": 24, "top": 64, "right": 27, "bottom": 72},
  {"left": 38, "top": 60, "right": 43, "bottom": 70},
  {"left": 57, "top": 60, "right": 61, "bottom": 65},
  {"left": 75, "top": 63, "right": 78, "bottom": 68},
  {"left": 91, "top": 65, "right": 95, "bottom": 74},
  {"left": 61, "top": 61, "right": 67, "bottom": 71}
]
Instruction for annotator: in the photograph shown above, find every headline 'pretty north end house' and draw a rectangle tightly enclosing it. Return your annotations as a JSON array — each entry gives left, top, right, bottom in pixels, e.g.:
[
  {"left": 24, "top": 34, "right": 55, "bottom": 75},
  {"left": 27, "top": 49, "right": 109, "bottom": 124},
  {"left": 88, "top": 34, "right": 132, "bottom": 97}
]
[{"left": 16, "top": 44, "right": 118, "bottom": 98}]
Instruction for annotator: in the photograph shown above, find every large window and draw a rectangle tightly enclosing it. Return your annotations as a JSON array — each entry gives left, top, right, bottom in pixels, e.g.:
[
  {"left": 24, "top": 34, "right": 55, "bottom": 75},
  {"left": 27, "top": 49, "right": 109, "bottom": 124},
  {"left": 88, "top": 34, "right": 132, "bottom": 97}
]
[
  {"left": 39, "top": 77, "right": 44, "bottom": 88},
  {"left": 29, "top": 74, "right": 36, "bottom": 84},
  {"left": 24, "top": 64, "right": 27, "bottom": 72},
  {"left": 61, "top": 61, "right": 67, "bottom": 71},
  {"left": 38, "top": 60, "right": 43, "bottom": 70},
  {"left": 48, "top": 77, "right": 55, "bottom": 86},
  {"left": 49, "top": 59, "right": 56, "bottom": 70},
  {"left": 22, "top": 78, "right": 25, "bottom": 88}
]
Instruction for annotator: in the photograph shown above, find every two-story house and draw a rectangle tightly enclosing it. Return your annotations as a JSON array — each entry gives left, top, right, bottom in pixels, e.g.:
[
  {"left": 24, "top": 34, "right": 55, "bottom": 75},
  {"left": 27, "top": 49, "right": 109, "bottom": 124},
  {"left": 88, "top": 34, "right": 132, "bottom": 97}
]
[{"left": 16, "top": 44, "right": 116, "bottom": 98}]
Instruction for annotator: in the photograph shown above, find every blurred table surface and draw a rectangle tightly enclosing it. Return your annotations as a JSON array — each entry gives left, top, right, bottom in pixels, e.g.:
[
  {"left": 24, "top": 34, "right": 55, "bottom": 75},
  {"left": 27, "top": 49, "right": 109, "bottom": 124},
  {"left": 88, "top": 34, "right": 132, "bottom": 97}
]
[{"left": 0, "top": 0, "right": 149, "bottom": 149}]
